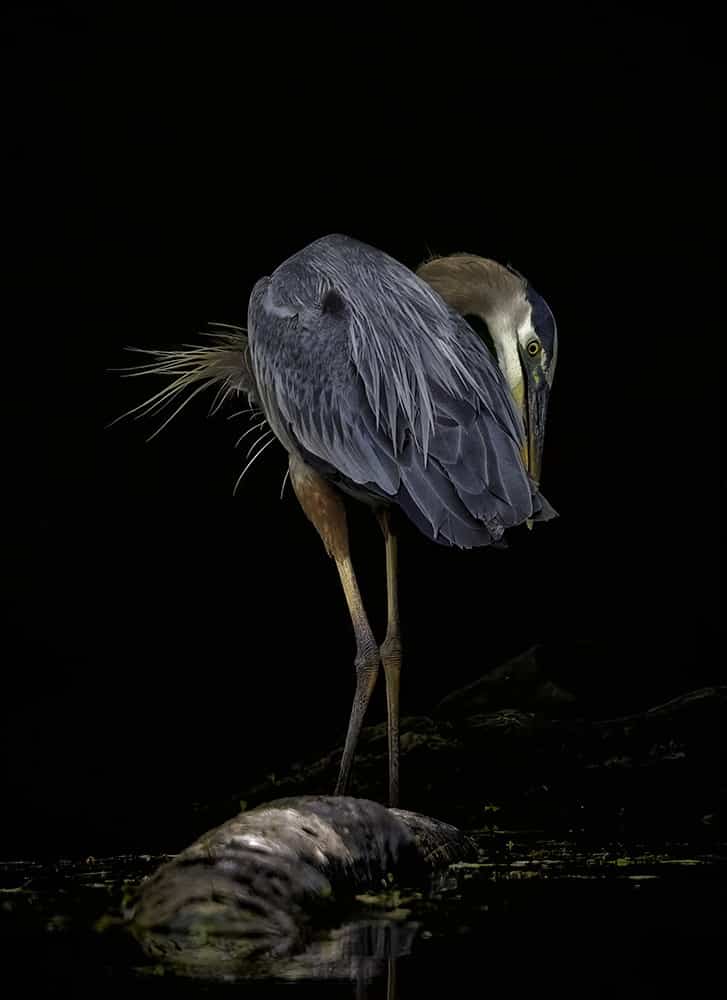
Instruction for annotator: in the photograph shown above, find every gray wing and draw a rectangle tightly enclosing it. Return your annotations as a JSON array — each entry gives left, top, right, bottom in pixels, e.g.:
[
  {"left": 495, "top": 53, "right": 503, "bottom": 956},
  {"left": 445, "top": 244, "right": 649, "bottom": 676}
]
[{"left": 249, "top": 278, "right": 544, "bottom": 549}]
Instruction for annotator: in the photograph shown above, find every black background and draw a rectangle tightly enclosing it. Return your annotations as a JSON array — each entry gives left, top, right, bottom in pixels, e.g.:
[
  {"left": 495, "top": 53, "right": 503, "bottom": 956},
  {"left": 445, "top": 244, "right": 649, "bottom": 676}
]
[{"left": 4, "top": 8, "right": 724, "bottom": 856}]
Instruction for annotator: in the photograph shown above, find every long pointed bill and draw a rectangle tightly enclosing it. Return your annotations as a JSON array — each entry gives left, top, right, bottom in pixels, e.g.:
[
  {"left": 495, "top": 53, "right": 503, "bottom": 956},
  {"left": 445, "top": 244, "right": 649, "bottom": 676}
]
[{"left": 524, "top": 368, "right": 549, "bottom": 488}]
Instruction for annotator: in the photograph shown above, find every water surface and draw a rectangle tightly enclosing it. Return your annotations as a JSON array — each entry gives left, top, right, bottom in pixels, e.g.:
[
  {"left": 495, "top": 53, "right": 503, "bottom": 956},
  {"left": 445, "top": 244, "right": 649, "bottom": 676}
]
[{"left": 3, "top": 833, "right": 725, "bottom": 994}]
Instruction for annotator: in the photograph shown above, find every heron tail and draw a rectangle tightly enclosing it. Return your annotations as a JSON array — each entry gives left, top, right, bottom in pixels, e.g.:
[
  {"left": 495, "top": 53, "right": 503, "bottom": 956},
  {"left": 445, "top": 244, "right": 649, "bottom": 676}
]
[{"left": 108, "top": 323, "right": 258, "bottom": 440}]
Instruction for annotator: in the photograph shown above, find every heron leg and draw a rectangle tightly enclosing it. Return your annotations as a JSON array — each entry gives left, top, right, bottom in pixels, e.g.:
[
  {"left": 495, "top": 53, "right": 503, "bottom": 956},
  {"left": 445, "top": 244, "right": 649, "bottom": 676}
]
[
  {"left": 377, "top": 509, "right": 401, "bottom": 808},
  {"left": 289, "top": 456, "right": 380, "bottom": 797}
]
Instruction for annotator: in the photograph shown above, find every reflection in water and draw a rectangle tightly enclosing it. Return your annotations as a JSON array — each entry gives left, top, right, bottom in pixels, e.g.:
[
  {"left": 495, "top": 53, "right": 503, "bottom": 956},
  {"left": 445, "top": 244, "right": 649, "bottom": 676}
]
[{"left": 133, "top": 900, "right": 420, "bottom": 985}]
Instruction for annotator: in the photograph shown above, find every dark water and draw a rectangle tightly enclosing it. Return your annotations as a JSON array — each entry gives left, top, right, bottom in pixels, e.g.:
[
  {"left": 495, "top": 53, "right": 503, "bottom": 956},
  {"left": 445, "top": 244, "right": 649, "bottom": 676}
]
[{"left": 2, "top": 834, "right": 725, "bottom": 995}]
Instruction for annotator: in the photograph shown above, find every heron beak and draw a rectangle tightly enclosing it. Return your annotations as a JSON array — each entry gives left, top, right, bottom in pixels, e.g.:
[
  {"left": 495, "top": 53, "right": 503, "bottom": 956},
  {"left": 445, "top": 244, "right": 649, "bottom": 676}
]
[{"left": 519, "top": 357, "right": 551, "bottom": 489}]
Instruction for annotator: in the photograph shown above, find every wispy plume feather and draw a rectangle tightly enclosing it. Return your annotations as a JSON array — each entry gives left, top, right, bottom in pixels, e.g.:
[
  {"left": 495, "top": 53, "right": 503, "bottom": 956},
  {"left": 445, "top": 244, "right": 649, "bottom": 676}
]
[{"left": 109, "top": 325, "right": 258, "bottom": 441}]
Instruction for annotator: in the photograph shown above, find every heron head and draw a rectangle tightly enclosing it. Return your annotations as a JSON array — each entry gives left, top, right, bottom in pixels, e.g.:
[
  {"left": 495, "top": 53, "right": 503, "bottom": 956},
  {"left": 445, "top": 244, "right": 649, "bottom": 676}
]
[
  {"left": 507, "top": 273, "right": 558, "bottom": 487},
  {"left": 417, "top": 255, "right": 557, "bottom": 486}
]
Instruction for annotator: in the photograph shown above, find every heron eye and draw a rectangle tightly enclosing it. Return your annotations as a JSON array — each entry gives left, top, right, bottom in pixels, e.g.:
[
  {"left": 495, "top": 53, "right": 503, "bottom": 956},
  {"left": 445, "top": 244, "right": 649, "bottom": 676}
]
[{"left": 526, "top": 340, "right": 540, "bottom": 357}]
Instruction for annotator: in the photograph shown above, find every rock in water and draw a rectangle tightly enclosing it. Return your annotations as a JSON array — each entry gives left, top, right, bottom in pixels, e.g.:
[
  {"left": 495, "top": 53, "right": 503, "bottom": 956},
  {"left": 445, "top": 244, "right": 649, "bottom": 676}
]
[{"left": 124, "top": 795, "right": 475, "bottom": 976}]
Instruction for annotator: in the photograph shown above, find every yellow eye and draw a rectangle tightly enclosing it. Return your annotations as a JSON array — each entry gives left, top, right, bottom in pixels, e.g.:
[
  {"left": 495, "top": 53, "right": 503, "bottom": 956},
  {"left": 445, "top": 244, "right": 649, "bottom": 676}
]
[{"left": 526, "top": 340, "right": 540, "bottom": 357}]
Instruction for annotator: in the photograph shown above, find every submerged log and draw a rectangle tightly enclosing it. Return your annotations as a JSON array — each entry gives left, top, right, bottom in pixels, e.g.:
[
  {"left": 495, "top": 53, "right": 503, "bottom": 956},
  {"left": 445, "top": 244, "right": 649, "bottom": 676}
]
[{"left": 124, "top": 795, "right": 475, "bottom": 977}]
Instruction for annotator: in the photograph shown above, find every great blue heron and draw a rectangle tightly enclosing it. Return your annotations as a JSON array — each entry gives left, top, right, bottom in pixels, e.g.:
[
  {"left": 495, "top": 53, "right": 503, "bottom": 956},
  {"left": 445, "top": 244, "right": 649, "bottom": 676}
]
[{"left": 117, "top": 234, "right": 558, "bottom": 807}]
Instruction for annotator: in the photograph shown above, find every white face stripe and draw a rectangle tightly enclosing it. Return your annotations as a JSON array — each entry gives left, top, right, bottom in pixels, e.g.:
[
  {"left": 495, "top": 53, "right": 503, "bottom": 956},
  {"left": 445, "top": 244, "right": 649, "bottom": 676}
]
[{"left": 488, "top": 304, "right": 533, "bottom": 399}]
